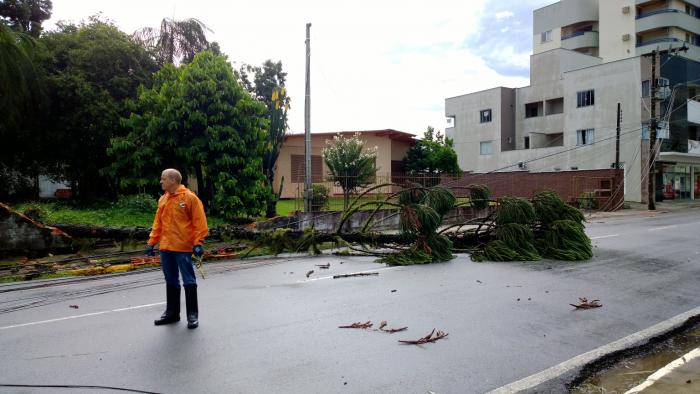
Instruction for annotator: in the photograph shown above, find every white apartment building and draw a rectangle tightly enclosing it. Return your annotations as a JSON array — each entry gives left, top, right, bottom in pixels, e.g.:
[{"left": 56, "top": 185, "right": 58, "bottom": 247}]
[{"left": 446, "top": 0, "right": 700, "bottom": 203}]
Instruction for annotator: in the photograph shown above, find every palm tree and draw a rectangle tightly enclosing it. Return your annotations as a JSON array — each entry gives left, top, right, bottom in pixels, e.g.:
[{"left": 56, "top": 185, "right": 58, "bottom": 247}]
[
  {"left": 0, "top": 21, "right": 38, "bottom": 127},
  {"left": 133, "top": 18, "right": 211, "bottom": 65}
]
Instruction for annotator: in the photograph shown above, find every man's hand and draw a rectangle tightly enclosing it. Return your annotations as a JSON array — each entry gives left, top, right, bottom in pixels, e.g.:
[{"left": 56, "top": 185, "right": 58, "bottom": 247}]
[
  {"left": 146, "top": 245, "right": 155, "bottom": 257},
  {"left": 193, "top": 245, "right": 204, "bottom": 257}
]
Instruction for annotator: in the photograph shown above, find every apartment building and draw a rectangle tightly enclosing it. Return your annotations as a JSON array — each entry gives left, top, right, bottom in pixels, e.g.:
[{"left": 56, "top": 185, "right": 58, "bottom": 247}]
[{"left": 446, "top": 0, "right": 700, "bottom": 203}]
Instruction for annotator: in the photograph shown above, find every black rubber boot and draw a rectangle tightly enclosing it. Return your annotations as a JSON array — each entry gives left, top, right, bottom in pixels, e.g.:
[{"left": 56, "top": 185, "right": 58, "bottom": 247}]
[
  {"left": 154, "top": 285, "right": 180, "bottom": 325},
  {"left": 184, "top": 284, "right": 199, "bottom": 329}
]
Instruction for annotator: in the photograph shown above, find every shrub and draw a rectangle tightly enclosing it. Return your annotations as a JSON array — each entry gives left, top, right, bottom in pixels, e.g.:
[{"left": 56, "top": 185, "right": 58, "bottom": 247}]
[
  {"left": 577, "top": 192, "right": 598, "bottom": 210},
  {"left": 22, "top": 203, "right": 48, "bottom": 223},
  {"left": 114, "top": 194, "right": 158, "bottom": 213},
  {"left": 310, "top": 184, "right": 329, "bottom": 212}
]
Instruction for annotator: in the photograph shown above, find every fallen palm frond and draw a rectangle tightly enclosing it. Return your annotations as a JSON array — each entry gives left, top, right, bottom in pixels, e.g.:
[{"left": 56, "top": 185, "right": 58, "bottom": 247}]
[
  {"left": 398, "top": 329, "right": 449, "bottom": 344},
  {"left": 377, "top": 321, "right": 408, "bottom": 333},
  {"left": 339, "top": 321, "right": 373, "bottom": 329},
  {"left": 570, "top": 297, "right": 602, "bottom": 309}
]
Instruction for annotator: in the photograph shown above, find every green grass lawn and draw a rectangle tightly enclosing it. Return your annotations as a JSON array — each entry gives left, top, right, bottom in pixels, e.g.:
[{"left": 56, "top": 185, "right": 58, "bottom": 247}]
[{"left": 12, "top": 201, "right": 226, "bottom": 228}]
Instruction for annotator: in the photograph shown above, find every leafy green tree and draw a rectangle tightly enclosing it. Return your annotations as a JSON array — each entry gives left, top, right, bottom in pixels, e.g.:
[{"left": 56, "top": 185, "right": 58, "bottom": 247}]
[
  {"left": 37, "top": 17, "right": 157, "bottom": 199},
  {"left": 0, "top": 0, "right": 52, "bottom": 37},
  {"left": 402, "top": 126, "right": 461, "bottom": 180},
  {"left": 111, "top": 51, "right": 269, "bottom": 219},
  {"left": 241, "top": 60, "right": 290, "bottom": 217},
  {"left": 323, "top": 133, "right": 377, "bottom": 210},
  {"left": 133, "top": 17, "right": 212, "bottom": 65}
]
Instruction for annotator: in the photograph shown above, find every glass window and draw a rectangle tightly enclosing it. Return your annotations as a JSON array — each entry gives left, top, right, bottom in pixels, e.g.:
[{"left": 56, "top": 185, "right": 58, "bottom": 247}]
[
  {"left": 577, "top": 90, "right": 595, "bottom": 107},
  {"left": 576, "top": 129, "right": 595, "bottom": 145},
  {"left": 480, "top": 109, "right": 492, "bottom": 123},
  {"left": 541, "top": 30, "right": 552, "bottom": 43},
  {"left": 480, "top": 141, "right": 493, "bottom": 155},
  {"left": 641, "top": 80, "right": 650, "bottom": 97},
  {"left": 524, "top": 136, "right": 530, "bottom": 149}
]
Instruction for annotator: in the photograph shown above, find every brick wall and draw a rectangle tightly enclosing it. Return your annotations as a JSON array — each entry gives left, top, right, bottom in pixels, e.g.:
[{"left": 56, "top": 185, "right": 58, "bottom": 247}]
[{"left": 442, "top": 169, "right": 624, "bottom": 211}]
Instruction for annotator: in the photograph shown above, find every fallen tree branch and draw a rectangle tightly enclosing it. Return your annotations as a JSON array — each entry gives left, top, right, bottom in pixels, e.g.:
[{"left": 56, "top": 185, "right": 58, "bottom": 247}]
[{"left": 398, "top": 329, "right": 449, "bottom": 344}]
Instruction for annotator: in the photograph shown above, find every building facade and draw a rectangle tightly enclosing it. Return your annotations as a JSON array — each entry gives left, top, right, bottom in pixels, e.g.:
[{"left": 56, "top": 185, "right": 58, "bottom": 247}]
[
  {"left": 446, "top": 0, "right": 700, "bottom": 203},
  {"left": 273, "top": 130, "right": 415, "bottom": 199}
]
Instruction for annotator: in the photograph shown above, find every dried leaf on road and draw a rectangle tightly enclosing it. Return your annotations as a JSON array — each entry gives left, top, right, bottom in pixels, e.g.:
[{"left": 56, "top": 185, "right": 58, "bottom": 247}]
[
  {"left": 399, "top": 329, "right": 449, "bottom": 344},
  {"left": 339, "top": 321, "right": 373, "bottom": 329},
  {"left": 69, "top": 305, "right": 79, "bottom": 309},
  {"left": 570, "top": 297, "right": 602, "bottom": 309}
]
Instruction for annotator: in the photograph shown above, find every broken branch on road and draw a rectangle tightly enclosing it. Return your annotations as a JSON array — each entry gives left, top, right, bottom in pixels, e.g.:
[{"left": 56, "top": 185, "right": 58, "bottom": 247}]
[
  {"left": 399, "top": 329, "right": 449, "bottom": 345},
  {"left": 339, "top": 321, "right": 373, "bottom": 329},
  {"left": 333, "top": 272, "right": 379, "bottom": 279},
  {"left": 377, "top": 321, "right": 407, "bottom": 333}
]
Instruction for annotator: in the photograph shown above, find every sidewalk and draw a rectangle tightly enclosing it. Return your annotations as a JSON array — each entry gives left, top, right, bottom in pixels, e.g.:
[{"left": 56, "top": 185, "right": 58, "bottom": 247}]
[
  {"left": 584, "top": 200, "right": 700, "bottom": 220},
  {"left": 625, "top": 347, "right": 700, "bottom": 394}
]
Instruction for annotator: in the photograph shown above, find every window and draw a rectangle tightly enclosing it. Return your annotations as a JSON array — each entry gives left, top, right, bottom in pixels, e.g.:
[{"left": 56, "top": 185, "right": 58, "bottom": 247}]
[
  {"left": 641, "top": 80, "right": 650, "bottom": 97},
  {"left": 291, "top": 154, "right": 323, "bottom": 183},
  {"left": 480, "top": 141, "right": 493, "bottom": 155},
  {"left": 576, "top": 129, "right": 595, "bottom": 145},
  {"left": 525, "top": 102, "right": 542, "bottom": 118},
  {"left": 576, "top": 90, "right": 595, "bottom": 107},
  {"left": 480, "top": 109, "right": 492, "bottom": 123},
  {"left": 541, "top": 30, "right": 552, "bottom": 43},
  {"left": 524, "top": 136, "right": 530, "bottom": 149}
]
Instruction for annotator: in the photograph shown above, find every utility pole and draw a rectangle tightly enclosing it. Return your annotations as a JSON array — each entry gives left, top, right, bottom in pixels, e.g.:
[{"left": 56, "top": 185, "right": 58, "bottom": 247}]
[
  {"left": 304, "top": 23, "right": 312, "bottom": 212},
  {"left": 648, "top": 50, "right": 657, "bottom": 210},
  {"left": 615, "top": 102, "right": 621, "bottom": 169}
]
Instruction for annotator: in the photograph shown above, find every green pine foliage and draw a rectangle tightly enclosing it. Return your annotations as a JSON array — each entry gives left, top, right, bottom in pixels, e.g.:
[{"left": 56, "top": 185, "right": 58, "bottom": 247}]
[
  {"left": 468, "top": 184, "right": 491, "bottom": 210},
  {"left": 495, "top": 197, "right": 536, "bottom": 225}
]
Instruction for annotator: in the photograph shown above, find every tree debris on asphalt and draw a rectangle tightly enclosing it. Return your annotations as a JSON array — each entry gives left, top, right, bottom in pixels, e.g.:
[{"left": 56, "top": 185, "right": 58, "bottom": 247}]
[
  {"left": 69, "top": 305, "right": 79, "bottom": 309},
  {"left": 306, "top": 270, "right": 314, "bottom": 278},
  {"left": 333, "top": 272, "right": 379, "bottom": 279},
  {"left": 339, "top": 321, "right": 373, "bottom": 329},
  {"left": 570, "top": 297, "right": 602, "bottom": 309},
  {"left": 316, "top": 263, "right": 330, "bottom": 269},
  {"left": 377, "top": 321, "right": 407, "bottom": 333},
  {"left": 399, "top": 329, "right": 448, "bottom": 344}
]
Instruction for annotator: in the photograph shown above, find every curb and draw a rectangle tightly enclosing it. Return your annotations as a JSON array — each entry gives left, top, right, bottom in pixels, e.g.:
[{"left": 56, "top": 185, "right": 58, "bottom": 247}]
[{"left": 488, "top": 306, "right": 700, "bottom": 393}]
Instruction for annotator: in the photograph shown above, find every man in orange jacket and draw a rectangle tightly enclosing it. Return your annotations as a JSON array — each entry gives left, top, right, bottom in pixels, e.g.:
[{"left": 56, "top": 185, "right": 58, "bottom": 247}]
[{"left": 147, "top": 168, "right": 208, "bottom": 329}]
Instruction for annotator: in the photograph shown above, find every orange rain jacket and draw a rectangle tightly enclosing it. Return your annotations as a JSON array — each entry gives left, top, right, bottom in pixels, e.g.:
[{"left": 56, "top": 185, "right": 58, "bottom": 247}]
[{"left": 148, "top": 185, "right": 208, "bottom": 252}]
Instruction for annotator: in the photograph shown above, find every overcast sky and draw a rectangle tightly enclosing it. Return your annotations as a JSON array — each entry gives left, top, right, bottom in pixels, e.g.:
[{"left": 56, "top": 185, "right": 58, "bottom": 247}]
[{"left": 47, "top": 0, "right": 554, "bottom": 136}]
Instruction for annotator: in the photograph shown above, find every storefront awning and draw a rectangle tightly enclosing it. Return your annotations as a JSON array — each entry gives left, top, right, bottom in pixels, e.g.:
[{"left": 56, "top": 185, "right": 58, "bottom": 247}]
[{"left": 659, "top": 152, "right": 700, "bottom": 165}]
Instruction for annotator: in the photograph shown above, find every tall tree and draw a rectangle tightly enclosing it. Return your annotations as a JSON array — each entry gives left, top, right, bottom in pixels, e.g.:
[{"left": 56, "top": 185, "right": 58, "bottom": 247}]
[
  {"left": 241, "top": 60, "right": 290, "bottom": 217},
  {"left": 38, "top": 17, "right": 157, "bottom": 199},
  {"left": 402, "top": 126, "right": 461, "bottom": 182},
  {"left": 0, "top": 0, "right": 52, "bottom": 37},
  {"left": 0, "top": 21, "right": 39, "bottom": 129},
  {"left": 133, "top": 17, "right": 212, "bottom": 65},
  {"left": 323, "top": 133, "right": 378, "bottom": 210},
  {"left": 111, "top": 51, "right": 269, "bottom": 219}
]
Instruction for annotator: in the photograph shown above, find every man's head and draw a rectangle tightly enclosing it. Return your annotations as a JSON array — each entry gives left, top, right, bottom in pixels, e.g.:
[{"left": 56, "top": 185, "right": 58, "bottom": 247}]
[{"left": 160, "top": 169, "right": 182, "bottom": 194}]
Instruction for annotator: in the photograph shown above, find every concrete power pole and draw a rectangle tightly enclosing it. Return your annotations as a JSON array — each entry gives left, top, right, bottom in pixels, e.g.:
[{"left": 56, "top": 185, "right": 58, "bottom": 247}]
[
  {"left": 304, "top": 23, "right": 312, "bottom": 212},
  {"left": 615, "top": 102, "right": 621, "bottom": 169}
]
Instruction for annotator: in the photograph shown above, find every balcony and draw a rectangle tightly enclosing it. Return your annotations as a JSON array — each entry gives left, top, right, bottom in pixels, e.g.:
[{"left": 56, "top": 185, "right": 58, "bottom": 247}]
[
  {"left": 636, "top": 9, "right": 700, "bottom": 35},
  {"left": 522, "top": 113, "right": 564, "bottom": 136},
  {"left": 561, "top": 30, "right": 599, "bottom": 51},
  {"left": 690, "top": 100, "right": 700, "bottom": 126}
]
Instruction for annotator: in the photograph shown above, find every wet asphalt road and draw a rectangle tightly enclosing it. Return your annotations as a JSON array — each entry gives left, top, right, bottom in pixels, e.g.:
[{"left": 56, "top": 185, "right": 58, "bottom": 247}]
[{"left": 1, "top": 208, "right": 699, "bottom": 394}]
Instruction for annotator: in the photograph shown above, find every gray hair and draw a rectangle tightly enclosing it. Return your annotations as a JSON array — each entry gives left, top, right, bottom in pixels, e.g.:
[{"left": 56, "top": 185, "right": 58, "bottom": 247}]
[{"left": 162, "top": 168, "right": 182, "bottom": 184}]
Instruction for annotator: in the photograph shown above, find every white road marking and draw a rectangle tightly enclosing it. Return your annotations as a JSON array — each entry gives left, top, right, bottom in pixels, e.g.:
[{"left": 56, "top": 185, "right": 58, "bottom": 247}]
[
  {"left": 488, "top": 306, "right": 700, "bottom": 393},
  {"left": 302, "top": 266, "right": 397, "bottom": 282},
  {"left": 590, "top": 234, "right": 620, "bottom": 240},
  {"left": 648, "top": 225, "right": 678, "bottom": 231},
  {"left": 0, "top": 302, "right": 165, "bottom": 331}
]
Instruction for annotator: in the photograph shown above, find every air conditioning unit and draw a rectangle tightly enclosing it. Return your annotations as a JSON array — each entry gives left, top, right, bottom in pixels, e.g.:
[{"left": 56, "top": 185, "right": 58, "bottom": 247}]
[
  {"left": 622, "top": 34, "right": 631, "bottom": 41},
  {"left": 622, "top": 6, "right": 630, "bottom": 14}
]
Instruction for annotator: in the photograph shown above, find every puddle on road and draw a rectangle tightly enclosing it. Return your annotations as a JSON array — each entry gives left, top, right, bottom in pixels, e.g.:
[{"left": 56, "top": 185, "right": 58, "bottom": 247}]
[{"left": 571, "top": 323, "right": 700, "bottom": 394}]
